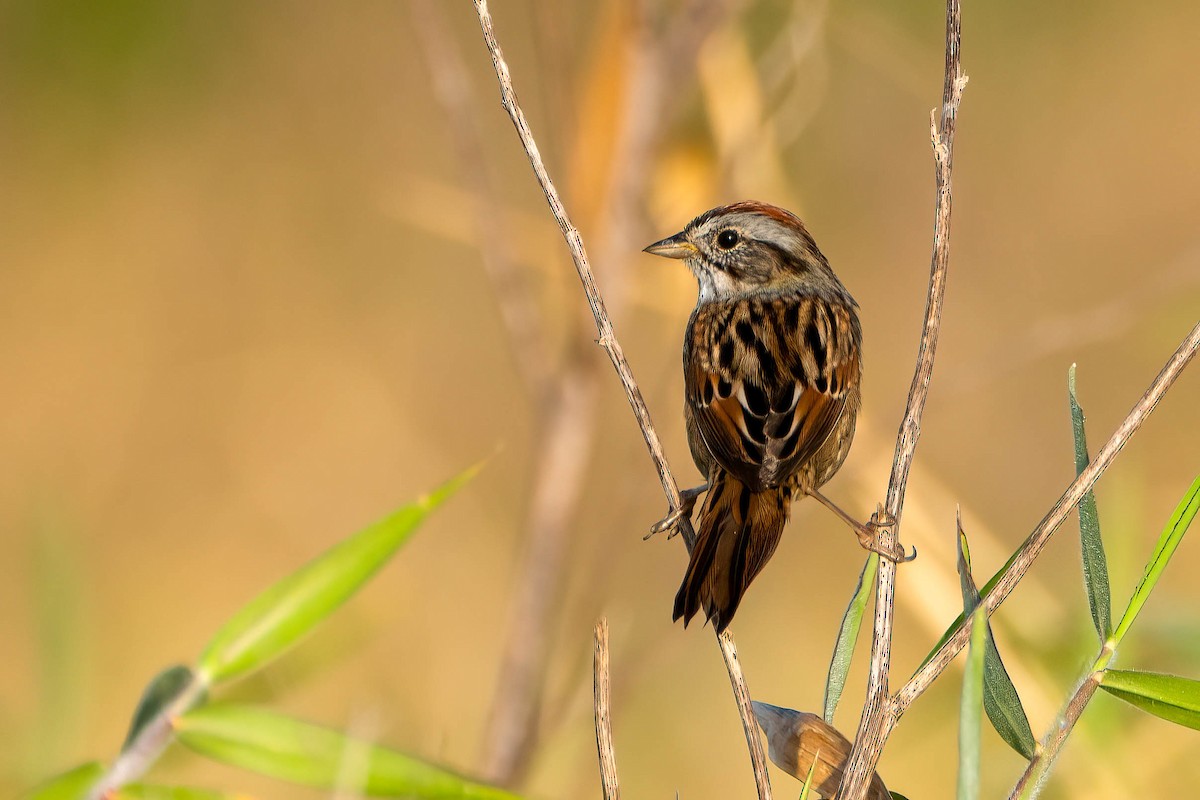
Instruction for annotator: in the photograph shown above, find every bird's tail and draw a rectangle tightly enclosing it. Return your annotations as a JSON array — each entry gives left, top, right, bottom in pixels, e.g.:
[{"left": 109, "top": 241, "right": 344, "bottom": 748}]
[{"left": 672, "top": 472, "right": 791, "bottom": 633}]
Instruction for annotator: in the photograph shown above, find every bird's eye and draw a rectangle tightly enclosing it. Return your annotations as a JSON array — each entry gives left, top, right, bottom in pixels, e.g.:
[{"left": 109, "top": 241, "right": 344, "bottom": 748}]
[{"left": 716, "top": 229, "right": 740, "bottom": 249}]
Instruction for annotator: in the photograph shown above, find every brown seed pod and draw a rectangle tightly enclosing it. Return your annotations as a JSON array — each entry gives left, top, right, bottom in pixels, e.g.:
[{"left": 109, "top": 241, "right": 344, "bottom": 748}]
[{"left": 752, "top": 701, "right": 891, "bottom": 800}]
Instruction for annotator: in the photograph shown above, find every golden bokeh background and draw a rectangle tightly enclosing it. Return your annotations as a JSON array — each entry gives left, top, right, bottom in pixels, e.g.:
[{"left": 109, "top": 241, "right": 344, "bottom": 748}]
[{"left": 2, "top": 1, "right": 1198, "bottom": 798}]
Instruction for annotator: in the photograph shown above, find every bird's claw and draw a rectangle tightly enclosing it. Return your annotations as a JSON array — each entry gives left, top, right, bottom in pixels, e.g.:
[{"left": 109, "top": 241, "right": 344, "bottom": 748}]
[
  {"left": 858, "top": 506, "right": 916, "bottom": 563},
  {"left": 644, "top": 483, "right": 709, "bottom": 541},
  {"left": 647, "top": 508, "right": 685, "bottom": 538}
]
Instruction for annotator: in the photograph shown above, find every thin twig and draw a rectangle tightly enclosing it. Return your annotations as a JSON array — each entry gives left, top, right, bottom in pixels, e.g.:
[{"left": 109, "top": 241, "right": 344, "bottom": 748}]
[
  {"left": 593, "top": 619, "right": 621, "bottom": 800},
  {"left": 472, "top": 0, "right": 690, "bottom": 516},
  {"left": 1009, "top": 672, "right": 1101, "bottom": 800},
  {"left": 471, "top": 3, "right": 772, "bottom": 797},
  {"left": 435, "top": 0, "right": 736, "bottom": 781},
  {"left": 837, "top": 1, "right": 966, "bottom": 796},
  {"left": 85, "top": 673, "right": 206, "bottom": 800}
]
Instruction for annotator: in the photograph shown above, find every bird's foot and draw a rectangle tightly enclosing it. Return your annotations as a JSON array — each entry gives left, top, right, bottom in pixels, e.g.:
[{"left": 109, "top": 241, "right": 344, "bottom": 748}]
[
  {"left": 806, "top": 491, "right": 916, "bottom": 563},
  {"left": 858, "top": 506, "right": 917, "bottom": 563},
  {"left": 646, "top": 483, "right": 709, "bottom": 540}
]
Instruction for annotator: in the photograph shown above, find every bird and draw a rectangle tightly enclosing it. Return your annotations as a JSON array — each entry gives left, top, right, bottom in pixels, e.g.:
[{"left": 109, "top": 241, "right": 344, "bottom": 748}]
[{"left": 644, "top": 201, "right": 864, "bottom": 633}]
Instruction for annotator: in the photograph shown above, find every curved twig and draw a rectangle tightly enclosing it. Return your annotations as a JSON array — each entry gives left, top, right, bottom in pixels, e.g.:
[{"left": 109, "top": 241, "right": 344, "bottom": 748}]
[{"left": 471, "top": 3, "right": 772, "bottom": 797}]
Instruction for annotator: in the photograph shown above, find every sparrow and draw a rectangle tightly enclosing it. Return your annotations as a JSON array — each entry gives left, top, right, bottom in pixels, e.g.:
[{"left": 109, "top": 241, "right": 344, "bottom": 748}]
[{"left": 645, "top": 201, "right": 863, "bottom": 632}]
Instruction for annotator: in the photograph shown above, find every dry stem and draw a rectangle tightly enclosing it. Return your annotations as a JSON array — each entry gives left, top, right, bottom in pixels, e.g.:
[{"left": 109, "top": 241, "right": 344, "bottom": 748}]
[
  {"left": 837, "top": 2, "right": 1200, "bottom": 794},
  {"left": 471, "top": 2, "right": 771, "bottom": 797},
  {"left": 593, "top": 619, "right": 621, "bottom": 800},
  {"left": 837, "top": 0, "right": 966, "bottom": 795}
]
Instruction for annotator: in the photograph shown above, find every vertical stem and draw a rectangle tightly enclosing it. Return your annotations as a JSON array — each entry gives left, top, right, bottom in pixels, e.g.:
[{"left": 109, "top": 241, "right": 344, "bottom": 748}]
[
  {"left": 593, "top": 619, "right": 621, "bottom": 800},
  {"left": 838, "top": 0, "right": 966, "bottom": 796}
]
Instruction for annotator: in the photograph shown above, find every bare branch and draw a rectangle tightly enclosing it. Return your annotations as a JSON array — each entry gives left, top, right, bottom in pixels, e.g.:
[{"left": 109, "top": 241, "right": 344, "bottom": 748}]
[
  {"left": 1008, "top": 672, "right": 1100, "bottom": 800},
  {"left": 470, "top": 3, "right": 772, "bottom": 797},
  {"left": 593, "top": 619, "right": 621, "bottom": 800},
  {"left": 472, "top": 0, "right": 689, "bottom": 514},
  {"left": 838, "top": 0, "right": 965, "bottom": 795}
]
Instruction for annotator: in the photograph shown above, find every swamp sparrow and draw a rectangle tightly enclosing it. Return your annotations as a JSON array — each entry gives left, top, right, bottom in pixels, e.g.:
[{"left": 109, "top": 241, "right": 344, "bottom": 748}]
[{"left": 645, "top": 201, "right": 863, "bottom": 632}]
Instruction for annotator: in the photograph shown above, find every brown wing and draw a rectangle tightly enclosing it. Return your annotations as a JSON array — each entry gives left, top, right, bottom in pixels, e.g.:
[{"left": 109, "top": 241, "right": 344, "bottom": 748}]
[{"left": 685, "top": 297, "right": 860, "bottom": 493}]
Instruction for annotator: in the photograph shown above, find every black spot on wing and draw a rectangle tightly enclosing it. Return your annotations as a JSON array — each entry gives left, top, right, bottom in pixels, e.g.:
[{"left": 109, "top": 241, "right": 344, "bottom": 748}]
[
  {"left": 815, "top": 375, "right": 829, "bottom": 394},
  {"left": 784, "top": 302, "right": 802, "bottom": 335},
  {"left": 717, "top": 378, "right": 733, "bottom": 398},
  {"left": 754, "top": 342, "right": 779, "bottom": 386},
  {"left": 790, "top": 357, "right": 809, "bottom": 392},
  {"left": 742, "top": 413, "right": 767, "bottom": 444},
  {"left": 719, "top": 339, "right": 735, "bottom": 370},
  {"left": 735, "top": 320, "right": 756, "bottom": 347},
  {"left": 805, "top": 320, "right": 827, "bottom": 375},
  {"left": 702, "top": 379, "right": 715, "bottom": 404},
  {"left": 743, "top": 382, "right": 770, "bottom": 417},
  {"left": 737, "top": 484, "right": 751, "bottom": 521}
]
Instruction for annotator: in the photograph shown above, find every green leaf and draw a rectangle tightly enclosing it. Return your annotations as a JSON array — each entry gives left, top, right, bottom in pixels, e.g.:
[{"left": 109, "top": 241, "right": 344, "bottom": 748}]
[
  {"left": 1100, "top": 669, "right": 1200, "bottom": 730},
  {"left": 26, "top": 762, "right": 105, "bottom": 800},
  {"left": 115, "top": 785, "right": 255, "bottom": 800},
  {"left": 797, "top": 743, "right": 819, "bottom": 800},
  {"left": 175, "top": 705, "right": 523, "bottom": 799},
  {"left": 918, "top": 542, "right": 1024, "bottom": 673},
  {"left": 824, "top": 553, "right": 877, "bottom": 723},
  {"left": 122, "top": 665, "right": 202, "bottom": 752},
  {"left": 197, "top": 468, "right": 477, "bottom": 684},
  {"left": 956, "top": 523, "right": 1036, "bottom": 760},
  {"left": 1068, "top": 365, "right": 1112, "bottom": 641},
  {"left": 957, "top": 606, "right": 987, "bottom": 800},
  {"left": 1112, "top": 475, "right": 1200, "bottom": 646}
]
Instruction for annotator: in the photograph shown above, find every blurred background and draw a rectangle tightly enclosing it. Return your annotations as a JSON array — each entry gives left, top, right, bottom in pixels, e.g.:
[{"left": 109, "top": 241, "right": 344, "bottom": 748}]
[{"left": 2, "top": 0, "right": 1198, "bottom": 797}]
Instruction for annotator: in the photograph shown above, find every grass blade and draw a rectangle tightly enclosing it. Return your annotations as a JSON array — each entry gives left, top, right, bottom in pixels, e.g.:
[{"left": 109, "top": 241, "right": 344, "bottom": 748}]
[
  {"left": 1112, "top": 475, "right": 1200, "bottom": 646},
  {"left": 1100, "top": 669, "right": 1200, "bottom": 730},
  {"left": 956, "top": 520, "right": 1036, "bottom": 759},
  {"left": 824, "top": 553, "right": 878, "bottom": 723},
  {"left": 957, "top": 606, "right": 987, "bottom": 800},
  {"left": 176, "top": 705, "right": 522, "bottom": 799},
  {"left": 1068, "top": 365, "right": 1112, "bottom": 641},
  {"left": 27, "top": 762, "right": 106, "bottom": 800},
  {"left": 798, "top": 748, "right": 819, "bottom": 800},
  {"left": 197, "top": 468, "right": 477, "bottom": 684}
]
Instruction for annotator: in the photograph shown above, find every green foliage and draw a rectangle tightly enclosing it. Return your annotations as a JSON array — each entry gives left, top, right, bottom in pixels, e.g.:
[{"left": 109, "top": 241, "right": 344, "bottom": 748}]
[
  {"left": 956, "top": 607, "right": 987, "bottom": 800},
  {"left": 797, "top": 746, "right": 818, "bottom": 800},
  {"left": 27, "top": 762, "right": 105, "bottom": 800},
  {"left": 1068, "top": 365, "right": 1112, "bottom": 641},
  {"left": 121, "top": 665, "right": 201, "bottom": 752},
  {"left": 198, "top": 468, "right": 477, "bottom": 685},
  {"left": 176, "top": 705, "right": 522, "bottom": 799},
  {"left": 956, "top": 526, "right": 1036, "bottom": 760},
  {"left": 1111, "top": 475, "right": 1200, "bottom": 646},
  {"left": 1100, "top": 670, "right": 1200, "bottom": 730},
  {"left": 31, "top": 468, "right": 485, "bottom": 800},
  {"left": 824, "top": 553, "right": 877, "bottom": 724}
]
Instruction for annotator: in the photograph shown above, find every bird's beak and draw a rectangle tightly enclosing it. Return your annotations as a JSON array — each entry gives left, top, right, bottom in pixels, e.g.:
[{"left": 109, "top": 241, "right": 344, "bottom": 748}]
[{"left": 643, "top": 232, "right": 697, "bottom": 260}]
